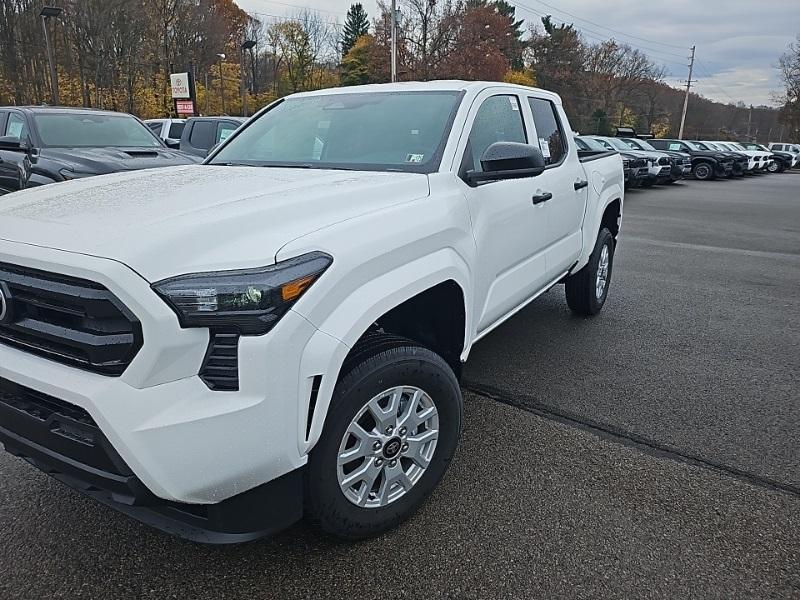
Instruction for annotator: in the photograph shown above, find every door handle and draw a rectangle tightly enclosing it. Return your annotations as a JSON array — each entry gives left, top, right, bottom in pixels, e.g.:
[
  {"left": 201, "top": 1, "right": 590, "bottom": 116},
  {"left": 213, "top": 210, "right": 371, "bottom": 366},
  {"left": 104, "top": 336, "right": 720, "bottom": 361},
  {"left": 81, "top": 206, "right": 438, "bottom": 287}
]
[
  {"left": 531, "top": 192, "right": 552, "bottom": 204},
  {"left": 574, "top": 180, "right": 589, "bottom": 190}
]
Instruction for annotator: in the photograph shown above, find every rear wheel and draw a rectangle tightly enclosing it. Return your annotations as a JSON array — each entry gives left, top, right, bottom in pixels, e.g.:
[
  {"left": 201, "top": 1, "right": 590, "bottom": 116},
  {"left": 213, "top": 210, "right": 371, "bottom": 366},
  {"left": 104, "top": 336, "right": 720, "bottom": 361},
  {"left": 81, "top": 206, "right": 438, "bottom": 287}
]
[
  {"left": 565, "top": 227, "right": 615, "bottom": 316},
  {"left": 305, "top": 338, "right": 463, "bottom": 540},
  {"left": 694, "top": 162, "right": 714, "bottom": 180}
]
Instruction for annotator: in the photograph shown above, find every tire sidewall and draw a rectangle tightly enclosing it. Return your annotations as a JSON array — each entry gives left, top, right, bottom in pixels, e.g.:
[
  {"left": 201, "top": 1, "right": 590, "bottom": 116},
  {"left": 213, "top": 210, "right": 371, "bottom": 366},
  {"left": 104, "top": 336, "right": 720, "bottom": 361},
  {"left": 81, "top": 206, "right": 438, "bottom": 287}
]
[
  {"left": 695, "top": 163, "right": 712, "bottom": 180},
  {"left": 588, "top": 229, "right": 615, "bottom": 313},
  {"left": 307, "top": 347, "right": 462, "bottom": 538}
]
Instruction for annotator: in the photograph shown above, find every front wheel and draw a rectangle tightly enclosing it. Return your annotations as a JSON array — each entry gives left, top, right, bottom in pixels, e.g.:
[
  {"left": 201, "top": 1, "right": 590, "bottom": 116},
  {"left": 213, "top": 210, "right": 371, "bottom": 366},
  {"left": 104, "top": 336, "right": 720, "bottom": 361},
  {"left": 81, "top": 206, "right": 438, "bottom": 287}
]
[
  {"left": 565, "top": 227, "right": 615, "bottom": 316},
  {"left": 694, "top": 162, "right": 714, "bottom": 180},
  {"left": 305, "top": 339, "right": 463, "bottom": 540},
  {"left": 767, "top": 161, "right": 780, "bottom": 173}
]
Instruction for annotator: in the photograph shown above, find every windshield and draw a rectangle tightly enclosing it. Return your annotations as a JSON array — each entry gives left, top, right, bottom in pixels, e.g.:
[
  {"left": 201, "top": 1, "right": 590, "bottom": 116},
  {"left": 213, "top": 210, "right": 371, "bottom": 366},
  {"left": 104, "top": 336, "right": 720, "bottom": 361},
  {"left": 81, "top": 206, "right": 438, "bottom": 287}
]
[
  {"left": 576, "top": 137, "right": 609, "bottom": 152},
  {"left": 33, "top": 113, "right": 162, "bottom": 148},
  {"left": 210, "top": 91, "right": 462, "bottom": 173},
  {"left": 596, "top": 137, "right": 630, "bottom": 151},
  {"left": 622, "top": 138, "right": 657, "bottom": 151}
]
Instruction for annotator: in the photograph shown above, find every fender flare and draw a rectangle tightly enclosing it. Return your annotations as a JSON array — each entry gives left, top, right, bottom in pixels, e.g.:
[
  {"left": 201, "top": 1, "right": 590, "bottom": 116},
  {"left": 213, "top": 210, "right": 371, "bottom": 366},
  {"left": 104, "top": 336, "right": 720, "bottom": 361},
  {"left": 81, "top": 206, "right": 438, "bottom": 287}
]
[{"left": 294, "top": 248, "right": 472, "bottom": 454}]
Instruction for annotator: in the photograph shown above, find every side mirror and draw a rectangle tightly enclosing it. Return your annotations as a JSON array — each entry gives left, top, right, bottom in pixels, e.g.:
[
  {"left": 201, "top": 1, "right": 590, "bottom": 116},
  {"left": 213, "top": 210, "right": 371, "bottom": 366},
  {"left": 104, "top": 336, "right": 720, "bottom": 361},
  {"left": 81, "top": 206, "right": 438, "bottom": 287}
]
[
  {"left": 164, "top": 138, "right": 181, "bottom": 149},
  {"left": 467, "top": 142, "right": 546, "bottom": 185},
  {"left": 0, "top": 136, "right": 26, "bottom": 152}
]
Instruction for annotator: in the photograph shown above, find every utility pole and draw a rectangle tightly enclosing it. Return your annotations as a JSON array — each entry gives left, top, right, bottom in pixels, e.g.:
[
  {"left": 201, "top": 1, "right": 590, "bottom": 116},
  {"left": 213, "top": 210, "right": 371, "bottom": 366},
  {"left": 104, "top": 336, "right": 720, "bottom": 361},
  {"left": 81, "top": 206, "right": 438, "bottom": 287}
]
[
  {"left": 746, "top": 105, "right": 753, "bottom": 140},
  {"left": 217, "top": 54, "right": 226, "bottom": 115},
  {"left": 40, "top": 6, "right": 63, "bottom": 105},
  {"left": 678, "top": 45, "right": 696, "bottom": 140},
  {"left": 390, "top": 0, "right": 397, "bottom": 82}
]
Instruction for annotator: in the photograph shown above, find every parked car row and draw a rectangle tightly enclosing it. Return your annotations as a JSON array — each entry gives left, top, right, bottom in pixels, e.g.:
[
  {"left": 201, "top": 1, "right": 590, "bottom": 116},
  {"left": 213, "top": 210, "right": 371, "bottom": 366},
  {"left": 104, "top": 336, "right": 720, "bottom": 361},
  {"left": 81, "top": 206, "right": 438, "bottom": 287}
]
[
  {"left": 574, "top": 131, "right": 796, "bottom": 190},
  {"left": 0, "top": 106, "right": 246, "bottom": 195}
]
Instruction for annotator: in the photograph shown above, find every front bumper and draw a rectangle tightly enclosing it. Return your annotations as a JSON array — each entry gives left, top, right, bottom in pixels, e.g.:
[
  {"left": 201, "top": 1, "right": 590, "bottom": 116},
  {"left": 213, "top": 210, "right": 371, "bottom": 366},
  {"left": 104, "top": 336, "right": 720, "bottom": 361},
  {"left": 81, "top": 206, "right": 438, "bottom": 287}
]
[
  {"left": 0, "top": 375, "right": 303, "bottom": 543},
  {"left": 0, "top": 239, "right": 346, "bottom": 540}
]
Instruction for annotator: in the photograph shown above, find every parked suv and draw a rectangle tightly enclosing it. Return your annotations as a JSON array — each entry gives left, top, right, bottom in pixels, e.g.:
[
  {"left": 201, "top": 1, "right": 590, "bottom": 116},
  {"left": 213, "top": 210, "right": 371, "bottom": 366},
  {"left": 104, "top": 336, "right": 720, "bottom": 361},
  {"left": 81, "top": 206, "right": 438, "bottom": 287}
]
[
  {"left": 0, "top": 107, "right": 199, "bottom": 194},
  {"left": 619, "top": 137, "right": 691, "bottom": 183},
  {"left": 768, "top": 143, "right": 799, "bottom": 168},
  {"left": 0, "top": 82, "right": 624, "bottom": 543},
  {"left": 179, "top": 116, "right": 246, "bottom": 157},
  {"left": 145, "top": 118, "right": 186, "bottom": 148}
]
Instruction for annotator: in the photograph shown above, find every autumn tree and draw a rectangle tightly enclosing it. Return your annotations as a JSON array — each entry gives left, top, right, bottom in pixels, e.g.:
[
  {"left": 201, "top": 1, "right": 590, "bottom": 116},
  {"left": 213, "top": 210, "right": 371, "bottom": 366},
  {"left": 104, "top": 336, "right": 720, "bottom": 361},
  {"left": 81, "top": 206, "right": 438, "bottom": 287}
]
[
  {"left": 342, "top": 3, "right": 370, "bottom": 58},
  {"left": 776, "top": 35, "right": 800, "bottom": 139}
]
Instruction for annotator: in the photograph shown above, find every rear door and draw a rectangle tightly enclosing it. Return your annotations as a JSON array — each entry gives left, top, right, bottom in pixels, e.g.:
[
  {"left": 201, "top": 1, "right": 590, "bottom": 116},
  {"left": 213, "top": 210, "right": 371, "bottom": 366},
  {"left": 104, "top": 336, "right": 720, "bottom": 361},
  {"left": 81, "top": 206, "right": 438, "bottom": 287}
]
[{"left": 524, "top": 96, "right": 586, "bottom": 276}]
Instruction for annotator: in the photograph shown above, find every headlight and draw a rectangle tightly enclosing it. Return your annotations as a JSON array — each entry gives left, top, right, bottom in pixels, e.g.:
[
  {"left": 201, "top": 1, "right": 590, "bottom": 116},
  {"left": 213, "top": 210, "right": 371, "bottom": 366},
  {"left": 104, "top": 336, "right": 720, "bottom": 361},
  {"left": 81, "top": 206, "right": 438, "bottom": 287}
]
[
  {"left": 153, "top": 252, "right": 332, "bottom": 335},
  {"left": 59, "top": 168, "right": 94, "bottom": 180}
]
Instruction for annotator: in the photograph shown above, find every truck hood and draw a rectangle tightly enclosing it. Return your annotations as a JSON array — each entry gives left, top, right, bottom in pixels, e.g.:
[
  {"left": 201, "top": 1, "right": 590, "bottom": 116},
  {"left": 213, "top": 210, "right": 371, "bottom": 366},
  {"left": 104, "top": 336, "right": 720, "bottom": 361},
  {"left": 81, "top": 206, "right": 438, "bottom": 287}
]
[
  {"left": 40, "top": 146, "right": 200, "bottom": 175},
  {"left": 0, "top": 165, "right": 429, "bottom": 281}
]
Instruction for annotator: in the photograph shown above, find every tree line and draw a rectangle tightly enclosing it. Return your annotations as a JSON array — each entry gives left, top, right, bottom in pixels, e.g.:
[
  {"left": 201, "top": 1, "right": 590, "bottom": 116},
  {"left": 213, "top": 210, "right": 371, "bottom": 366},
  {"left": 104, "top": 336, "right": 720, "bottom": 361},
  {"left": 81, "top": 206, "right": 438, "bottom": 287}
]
[{"left": 0, "top": 0, "right": 792, "bottom": 142}]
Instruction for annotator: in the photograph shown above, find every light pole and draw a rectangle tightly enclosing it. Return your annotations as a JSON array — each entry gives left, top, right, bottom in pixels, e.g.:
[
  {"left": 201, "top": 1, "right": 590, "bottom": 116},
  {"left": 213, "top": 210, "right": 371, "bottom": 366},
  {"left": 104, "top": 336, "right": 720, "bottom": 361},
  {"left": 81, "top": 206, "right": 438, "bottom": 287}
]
[
  {"left": 241, "top": 40, "right": 255, "bottom": 117},
  {"left": 40, "top": 6, "right": 63, "bottom": 105},
  {"left": 216, "top": 53, "right": 226, "bottom": 115}
]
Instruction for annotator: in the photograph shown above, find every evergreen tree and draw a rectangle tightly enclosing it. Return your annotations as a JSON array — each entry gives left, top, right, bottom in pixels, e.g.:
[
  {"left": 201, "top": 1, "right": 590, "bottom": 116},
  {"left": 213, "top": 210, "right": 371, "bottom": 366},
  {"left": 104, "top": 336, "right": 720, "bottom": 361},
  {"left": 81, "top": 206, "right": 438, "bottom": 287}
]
[{"left": 342, "top": 3, "right": 370, "bottom": 58}]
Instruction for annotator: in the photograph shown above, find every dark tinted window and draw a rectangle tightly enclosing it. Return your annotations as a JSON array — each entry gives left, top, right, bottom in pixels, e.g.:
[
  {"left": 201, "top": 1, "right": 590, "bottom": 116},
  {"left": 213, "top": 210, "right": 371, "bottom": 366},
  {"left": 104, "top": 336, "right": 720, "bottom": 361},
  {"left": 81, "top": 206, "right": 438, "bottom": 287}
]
[
  {"left": 528, "top": 97, "right": 566, "bottom": 165},
  {"left": 464, "top": 95, "right": 527, "bottom": 173},
  {"left": 168, "top": 122, "right": 185, "bottom": 138},
  {"left": 147, "top": 122, "right": 162, "bottom": 133},
  {"left": 189, "top": 121, "right": 216, "bottom": 149}
]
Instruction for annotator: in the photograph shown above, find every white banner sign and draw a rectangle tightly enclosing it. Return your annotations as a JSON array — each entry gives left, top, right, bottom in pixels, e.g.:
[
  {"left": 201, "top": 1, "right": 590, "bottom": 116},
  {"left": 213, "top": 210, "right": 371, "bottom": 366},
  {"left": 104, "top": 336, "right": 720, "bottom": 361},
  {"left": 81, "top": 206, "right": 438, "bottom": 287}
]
[{"left": 170, "top": 73, "right": 190, "bottom": 99}]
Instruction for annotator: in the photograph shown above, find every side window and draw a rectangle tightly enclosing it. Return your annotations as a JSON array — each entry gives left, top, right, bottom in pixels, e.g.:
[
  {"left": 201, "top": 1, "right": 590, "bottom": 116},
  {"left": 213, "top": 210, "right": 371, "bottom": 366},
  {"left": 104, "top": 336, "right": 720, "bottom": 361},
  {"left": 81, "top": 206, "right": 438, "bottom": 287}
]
[
  {"left": 528, "top": 97, "right": 566, "bottom": 166},
  {"left": 463, "top": 95, "right": 526, "bottom": 174},
  {"left": 189, "top": 121, "right": 215, "bottom": 149},
  {"left": 216, "top": 122, "right": 238, "bottom": 144},
  {"left": 5, "top": 113, "right": 28, "bottom": 141},
  {"left": 147, "top": 122, "right": 162, "bottom": 134},
  {"left": 168, "top": 122, "right": 185, "bottom": 139}
]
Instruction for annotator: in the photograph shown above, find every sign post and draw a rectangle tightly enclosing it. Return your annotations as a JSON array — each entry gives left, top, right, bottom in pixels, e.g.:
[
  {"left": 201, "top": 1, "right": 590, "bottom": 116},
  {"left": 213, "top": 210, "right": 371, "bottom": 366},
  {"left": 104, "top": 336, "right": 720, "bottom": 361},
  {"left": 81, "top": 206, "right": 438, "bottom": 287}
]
[{"left": 170, "top": 71, "right": 197, "bottom": 117}]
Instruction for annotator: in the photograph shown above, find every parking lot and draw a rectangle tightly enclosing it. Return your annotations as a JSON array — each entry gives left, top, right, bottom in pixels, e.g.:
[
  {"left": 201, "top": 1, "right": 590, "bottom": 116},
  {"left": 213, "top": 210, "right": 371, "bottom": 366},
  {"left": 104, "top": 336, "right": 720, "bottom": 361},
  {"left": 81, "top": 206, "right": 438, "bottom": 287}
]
[{"left": 1, "top": 173, "right": 798, "bottom": 599}]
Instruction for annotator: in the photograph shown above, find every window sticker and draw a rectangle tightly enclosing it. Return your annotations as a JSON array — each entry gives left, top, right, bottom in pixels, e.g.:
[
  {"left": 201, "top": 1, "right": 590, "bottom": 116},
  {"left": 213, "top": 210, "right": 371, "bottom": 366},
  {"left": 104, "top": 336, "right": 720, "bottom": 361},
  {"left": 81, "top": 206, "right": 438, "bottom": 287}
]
[
  {"left": 509, "top": 97, "right": 519, "bottom": 110},
  {"left": 669, "top": 143, "right": 681, "bottom": 151},
  {"left": 405, "top": 153, "right": 424, "bottom": 163},
  {"left": 219, "top": 128, "right": 234, "bottom": 142},
  {"left": 539, "top": 138, "right": 551, "bottom": 158}
]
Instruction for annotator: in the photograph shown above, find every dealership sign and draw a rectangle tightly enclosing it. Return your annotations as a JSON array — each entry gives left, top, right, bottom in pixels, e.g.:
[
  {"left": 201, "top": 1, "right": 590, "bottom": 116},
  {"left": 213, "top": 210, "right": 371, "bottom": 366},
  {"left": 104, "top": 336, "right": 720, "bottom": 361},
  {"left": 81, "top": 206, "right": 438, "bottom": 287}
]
[
  {"left": 175, "top": 100, "right": 195, "bottom": 115},
  {"left": 170, "top": 73, "right": 191, "bottom": 99}
]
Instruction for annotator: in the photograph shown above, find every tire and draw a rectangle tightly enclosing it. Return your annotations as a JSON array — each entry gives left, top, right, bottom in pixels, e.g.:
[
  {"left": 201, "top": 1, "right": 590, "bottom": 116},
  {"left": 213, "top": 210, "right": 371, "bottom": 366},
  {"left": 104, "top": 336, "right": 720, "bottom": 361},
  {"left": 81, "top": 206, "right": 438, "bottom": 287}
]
[
  {"left": 565, "top": 227, "right": 615, "bottom": 316},
  {"left": 767, "top": 161, "right": 779, "bottom": 173},
  {"left": 693, "top": 162, "right": 714, "bottom": 180},
  {"left": 305, "top": 338, "right": 463, "bottom": 540}
]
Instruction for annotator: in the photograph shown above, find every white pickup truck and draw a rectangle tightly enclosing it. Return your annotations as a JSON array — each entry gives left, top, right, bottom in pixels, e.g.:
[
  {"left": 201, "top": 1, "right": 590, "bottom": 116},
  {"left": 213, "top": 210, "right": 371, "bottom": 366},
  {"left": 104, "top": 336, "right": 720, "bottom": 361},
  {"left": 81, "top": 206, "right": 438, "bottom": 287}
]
[{"left": 0, "top": 81, "right": 623, "bottom": 543}]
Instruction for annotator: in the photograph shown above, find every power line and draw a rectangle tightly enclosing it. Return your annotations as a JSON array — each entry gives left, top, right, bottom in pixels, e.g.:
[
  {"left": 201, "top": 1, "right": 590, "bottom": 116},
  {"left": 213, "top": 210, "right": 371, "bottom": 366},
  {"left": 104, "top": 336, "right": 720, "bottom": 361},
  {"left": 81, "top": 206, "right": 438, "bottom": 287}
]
[
  {"left": 520, "top": 0, "right": 687, "bottom": 50},
  {"left": 245, "top": 0, "right": 347, "bottom": 16}
]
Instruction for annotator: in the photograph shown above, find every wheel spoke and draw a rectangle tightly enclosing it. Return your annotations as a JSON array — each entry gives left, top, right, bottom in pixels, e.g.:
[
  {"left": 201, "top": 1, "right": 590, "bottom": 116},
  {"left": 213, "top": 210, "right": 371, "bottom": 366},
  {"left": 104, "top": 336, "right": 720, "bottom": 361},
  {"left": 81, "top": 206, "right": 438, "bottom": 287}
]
[
  {"left": 406, "top": 429, "right": 438, "bottom": 468},
  {"left": 367, "top": 387, "right": 403, "bottom": 432}
]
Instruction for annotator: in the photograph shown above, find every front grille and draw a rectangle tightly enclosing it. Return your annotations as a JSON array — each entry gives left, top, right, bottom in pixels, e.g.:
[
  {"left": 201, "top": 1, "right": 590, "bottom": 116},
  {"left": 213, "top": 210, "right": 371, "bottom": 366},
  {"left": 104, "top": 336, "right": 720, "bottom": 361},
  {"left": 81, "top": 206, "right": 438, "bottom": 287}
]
[
  {"left": 0, "top": 376, "right": 130, "bottom": 477},
  {"left": 200, "top": 331, "right": 240, "bottom": 391},
  {"left": 0, "top": 263, "right": 142, "bottom": 375}
]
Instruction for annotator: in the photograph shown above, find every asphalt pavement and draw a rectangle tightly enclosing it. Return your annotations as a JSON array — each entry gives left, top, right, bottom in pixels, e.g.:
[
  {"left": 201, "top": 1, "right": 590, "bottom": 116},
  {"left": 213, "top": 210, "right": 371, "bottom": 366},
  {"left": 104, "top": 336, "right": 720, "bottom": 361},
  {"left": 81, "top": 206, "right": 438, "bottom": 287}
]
[{"left": 1, "top": 173, "right": 798, "bottom": 599}]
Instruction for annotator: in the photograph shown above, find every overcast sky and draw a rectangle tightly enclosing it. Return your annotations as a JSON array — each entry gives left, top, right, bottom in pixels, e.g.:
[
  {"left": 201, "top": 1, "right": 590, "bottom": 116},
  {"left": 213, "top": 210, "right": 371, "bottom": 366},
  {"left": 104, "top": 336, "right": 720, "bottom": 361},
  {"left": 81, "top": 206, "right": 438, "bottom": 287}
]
[{"left": 235, "top": 0, "right": 798, "bottom": 106}]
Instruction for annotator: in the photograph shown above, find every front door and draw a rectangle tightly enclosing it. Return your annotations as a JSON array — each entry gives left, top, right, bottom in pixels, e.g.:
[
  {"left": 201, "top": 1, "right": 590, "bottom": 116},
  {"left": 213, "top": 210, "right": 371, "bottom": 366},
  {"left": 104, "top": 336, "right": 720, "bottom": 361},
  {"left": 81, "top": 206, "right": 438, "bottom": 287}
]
[{"left": 458, "top": 92, "right": 553, "bottom": 335}]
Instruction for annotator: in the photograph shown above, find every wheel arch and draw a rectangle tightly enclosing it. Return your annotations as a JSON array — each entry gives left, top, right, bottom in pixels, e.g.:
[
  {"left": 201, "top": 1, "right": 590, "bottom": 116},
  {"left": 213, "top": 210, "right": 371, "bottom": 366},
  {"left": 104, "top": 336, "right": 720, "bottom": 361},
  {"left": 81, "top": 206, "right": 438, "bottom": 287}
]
[{"left": 295, "top": 253, "right": 471, "bottom": 456}]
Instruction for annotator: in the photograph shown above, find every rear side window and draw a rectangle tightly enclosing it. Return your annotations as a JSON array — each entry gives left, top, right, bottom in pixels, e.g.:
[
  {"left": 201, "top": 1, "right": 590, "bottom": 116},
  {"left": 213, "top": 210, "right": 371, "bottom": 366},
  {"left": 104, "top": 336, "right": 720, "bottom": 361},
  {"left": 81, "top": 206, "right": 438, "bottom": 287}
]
[
  {"left": 189, "top": 121, "right": 215, "bottom": 149},
  {"left": 5, "top": 113, "right": 28, "bottom": 140},
  {"left": 216, "top": 122, "right": 238, "bottom": 144},
  {"left": 147, "top": 122, "right": 162, "bottom": 134},
  {"left": 528, "top": 97, "right": 566, "bottom": 165},
  {"left": 463, "top": 95, "right": 527, "bottom": 173},
  {"left": 168, "top": 122, "right": 185, "bottom": 138}
]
